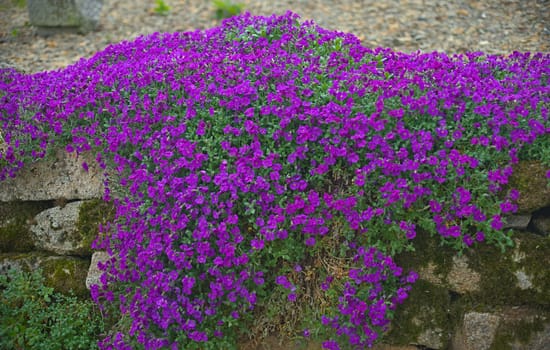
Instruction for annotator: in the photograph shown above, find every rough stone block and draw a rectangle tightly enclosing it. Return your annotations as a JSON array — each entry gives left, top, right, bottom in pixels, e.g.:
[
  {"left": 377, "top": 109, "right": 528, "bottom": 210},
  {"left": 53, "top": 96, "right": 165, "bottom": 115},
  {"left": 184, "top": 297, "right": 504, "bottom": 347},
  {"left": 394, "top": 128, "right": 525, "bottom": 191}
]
[
  {"left": 31, "top": 201, "right": 92, "bottom": 256},
  {"left": 453, "top": 312, "right": 501, "bottom": 350},
  {"left": 27, "top": 0, "right": 103, "bottom": 35},
  {"left": 454, "top": 307, "right": 550, "bottom": 350},
  {"left": 503, "top": 214, "right": 532, "bottom": 230},
  {"left": 447, "top": 255, "right": 481, "bottom": 294},
  {"left": 530, "top": 207, "right": 550, "bottom": 236},
  {"left": 0, "top": 149, "right": 104, "bottom": 202},
  {"left": 0, "top": 201, "right": 51, "bottom": 253},
  {"left": 385, "top": 279, "right": 451, "bottom": 349},
  {"left": 509, "top": 161, "right": 550, "bottom": 213},
  {"left": 85, "top": 251, "right": 109, "bottom": 289}
]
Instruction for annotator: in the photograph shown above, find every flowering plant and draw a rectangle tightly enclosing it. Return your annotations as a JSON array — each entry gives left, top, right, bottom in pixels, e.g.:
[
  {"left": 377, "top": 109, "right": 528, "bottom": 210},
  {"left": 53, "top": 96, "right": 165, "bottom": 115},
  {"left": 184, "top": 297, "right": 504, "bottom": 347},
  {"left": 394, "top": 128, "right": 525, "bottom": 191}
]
[{"left": 1, "top": 11, "right": 548, "bottom": 349}]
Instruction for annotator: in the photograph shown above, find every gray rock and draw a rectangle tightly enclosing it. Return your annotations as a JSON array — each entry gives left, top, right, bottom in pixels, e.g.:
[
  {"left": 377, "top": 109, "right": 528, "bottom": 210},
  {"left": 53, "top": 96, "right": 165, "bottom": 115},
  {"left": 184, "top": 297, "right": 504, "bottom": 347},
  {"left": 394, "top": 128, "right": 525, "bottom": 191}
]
[
  {"left": 530, "top": 208, "right": 550, "bottom": 236},
  {"left": 386, "top": 280, "right": 451, "bottom": 349},
  {"left": 454, "top": 312, "right": 501, "bottom": 350},
  {"left": 492, "top": 307, "right": 550, "bottom": 350},
  {"left": 509, "top": 161, "right": 550, "bottom": 214},
  {"left": 0, "top": 149, "right": 104, "bottom": 202},
  {"left": 85, "top": 251, "right": 109, "bottom": 289},
  {"left": 0, "top": 201, "right": 52, "bottom": 253},
  {"left": 447, "top": 255, "right": 481, "bottom": 294},
  {"left": 30, "top": 201, "right": 90, "bottom": 255},
  {"left": 27, "top": 0, "right": 103, "bottom": 35},
  {"left": 416, "top": 326, "right": 445, "bottom": 349},
  {"left": 525, "top": 324, "right": 550, "bottom": 350},
  {"left": 514, "top": 270, "right": 533, "bottom": 290},
  {"left": 503, "top": 215, "right": 531, "bottom": 230},
  {"left": 417, "top": 256, "right": 482, "bottom": 294}
]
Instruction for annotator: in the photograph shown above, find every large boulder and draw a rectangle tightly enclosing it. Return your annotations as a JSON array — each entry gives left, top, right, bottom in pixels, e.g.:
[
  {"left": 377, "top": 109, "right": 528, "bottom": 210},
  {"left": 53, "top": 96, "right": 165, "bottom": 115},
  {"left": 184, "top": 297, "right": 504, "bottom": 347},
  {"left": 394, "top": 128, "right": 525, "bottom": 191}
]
[
  {"left": 27, "top": 0, "right": 103, "bottom": 35},
  {"left": 0, "top": 149, "right": 104, "bottom": 202}
]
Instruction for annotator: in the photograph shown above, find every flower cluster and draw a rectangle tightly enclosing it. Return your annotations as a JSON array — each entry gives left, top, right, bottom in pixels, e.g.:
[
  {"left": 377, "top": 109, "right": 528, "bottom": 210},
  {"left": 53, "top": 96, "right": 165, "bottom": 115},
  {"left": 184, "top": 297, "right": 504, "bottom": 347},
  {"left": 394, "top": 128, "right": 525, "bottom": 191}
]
[
  {"left": 321, "top": 246, "right": 417, "bottom": 349},
  {"left": 1, "top": 11, "right": 549, "bottom": 349}
]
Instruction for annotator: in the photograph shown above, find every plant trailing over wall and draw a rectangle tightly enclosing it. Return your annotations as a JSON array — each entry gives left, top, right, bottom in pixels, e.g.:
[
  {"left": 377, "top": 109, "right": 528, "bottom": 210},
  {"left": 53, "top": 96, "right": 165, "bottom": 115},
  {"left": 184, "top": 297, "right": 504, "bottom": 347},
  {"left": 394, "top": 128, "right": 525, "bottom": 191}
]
[{"left": 0, "top": 11, "right": 548, "bottom": 350}]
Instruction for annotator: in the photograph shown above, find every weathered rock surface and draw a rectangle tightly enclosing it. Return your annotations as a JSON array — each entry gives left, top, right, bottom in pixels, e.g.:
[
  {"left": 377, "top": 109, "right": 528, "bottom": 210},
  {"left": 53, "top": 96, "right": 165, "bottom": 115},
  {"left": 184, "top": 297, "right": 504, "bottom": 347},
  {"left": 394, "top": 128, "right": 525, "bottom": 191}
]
[
  {"left": 30, "top": 201, "right": 91, "bottom": 255},
  {"left": 494, "top": 307, "right": 550, "bottom": 350},
  {"left": 0, "top": 149, "right": 104, "bottom": 202},
  {"left": 417, "top": 255, "right": 480, "bottom": 294},
  {"left": 509, "top": 161, "right": 550, "bottom": 213},
  {"left": 447, "top": 255, "right": 480, "bottom": 294},
  {"left": 530, "top": 207, "right": 550, "bottom": 236},
  {"left": 453, "top": 312, "right": 500, "bottom": 350},
  {"left": 503, "top": 214, "right": 531, "bottom": 230},
  {"left": 0, "top": 252, "right": 90, "bottom": 297},
  {"left": 397, "top": 230, "right": 549, "bottom": 307},
  {"left": 85, "top": 251, "right": 109, "bottom": 289},
  {"left": 453, "top": 307, "right": 550, "bottom": 350},
  {"left": 27, "top": 0, "right": 103, "bottom": 35},
  {"left": 463, "top": 232, "right": 549, "bottom": 306},
  {"left": 0, "top": 201, "right": 52, "bottom": 253},
  {"left": 386, "top": 280, "right": 451, "bottom": 349}
]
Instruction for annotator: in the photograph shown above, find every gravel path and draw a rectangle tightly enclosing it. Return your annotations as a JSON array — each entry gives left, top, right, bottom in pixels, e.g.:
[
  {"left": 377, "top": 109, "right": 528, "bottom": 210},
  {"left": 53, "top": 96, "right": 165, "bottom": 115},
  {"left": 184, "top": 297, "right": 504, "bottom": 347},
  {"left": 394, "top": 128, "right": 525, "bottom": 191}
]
[{"left": 0, "top": 0, "right": 549, "bottom": 73}]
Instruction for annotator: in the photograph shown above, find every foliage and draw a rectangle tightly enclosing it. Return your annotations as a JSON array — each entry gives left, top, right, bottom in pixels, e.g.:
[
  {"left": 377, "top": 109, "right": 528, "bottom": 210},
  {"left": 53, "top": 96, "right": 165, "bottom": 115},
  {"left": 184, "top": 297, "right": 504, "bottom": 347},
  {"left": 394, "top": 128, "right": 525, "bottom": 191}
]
[
  {"left": 213, "top": 0, "right": 243, "bottom": 20},
  {"left": 0, "top": 268, "right": 105, "bottom": 350},
  {"left": 0, "top": 11, "right": 549, "bottom": 350},
  {"left": 153, "top": 0, "right": 170, "bottom": 16},
  {"left": 11, "top": 0, "right": 26, "bottom": 8}
]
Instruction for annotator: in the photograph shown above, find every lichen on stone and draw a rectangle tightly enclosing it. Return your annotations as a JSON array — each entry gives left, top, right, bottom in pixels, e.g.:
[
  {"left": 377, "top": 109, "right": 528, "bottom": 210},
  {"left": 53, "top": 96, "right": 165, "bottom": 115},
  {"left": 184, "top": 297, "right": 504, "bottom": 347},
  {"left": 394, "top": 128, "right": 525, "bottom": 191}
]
[
  {"left": 490, "top": 308, "right": 549, "bottom": 350},
  {"left": 71, "top": 198, "right": 115, "bottom": 256},
  {"left": 384, "top": 279, "right": 452, "bottom": 348},
  {"left": 42, "top": 256, "right": 90, "bottom": 298},
  {"left": 508, "top": 160, "right": 550, "bottom": 213},
  {"left": 0, "top": 201, "right": 52, "bottom": 253}
]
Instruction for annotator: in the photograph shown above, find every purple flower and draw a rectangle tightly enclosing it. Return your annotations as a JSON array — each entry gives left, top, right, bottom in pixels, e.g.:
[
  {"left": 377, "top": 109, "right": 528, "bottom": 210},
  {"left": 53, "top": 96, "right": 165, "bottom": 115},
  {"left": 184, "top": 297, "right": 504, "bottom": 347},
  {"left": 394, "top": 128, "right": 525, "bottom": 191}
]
[
  {"left": 251, "top": 239, "right": 264, "bottom": 250},
  {"left": 491, "top": 215, "right": 503, "bottom": 230},
  {"left": 275, "top": 275, "right": 292, "bottom": 289}
]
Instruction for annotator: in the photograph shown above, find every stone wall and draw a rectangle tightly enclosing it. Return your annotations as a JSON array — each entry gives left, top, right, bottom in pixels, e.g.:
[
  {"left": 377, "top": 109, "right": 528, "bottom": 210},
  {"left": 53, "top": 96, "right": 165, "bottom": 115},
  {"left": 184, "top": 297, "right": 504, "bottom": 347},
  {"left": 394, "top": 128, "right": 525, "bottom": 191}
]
[
  {"left": 0, "top": 150, "right": 548, "bottom": 349},
  {"left": 0, "top": 149, "right": 108, "bottom": 298}
]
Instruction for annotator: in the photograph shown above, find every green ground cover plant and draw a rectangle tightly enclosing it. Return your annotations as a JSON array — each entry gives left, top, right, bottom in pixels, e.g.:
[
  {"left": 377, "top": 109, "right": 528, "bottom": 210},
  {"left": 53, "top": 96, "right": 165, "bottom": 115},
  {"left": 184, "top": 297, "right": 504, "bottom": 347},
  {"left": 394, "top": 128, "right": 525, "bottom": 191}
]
[
  {"left": 0, "top": 11, "right": 548, "bottom": 350},
  {"left": 153, "top": 0, "right": 171, "bottom": 16},
  {"left": 213, "top": 0, "right": 244, "bottom": 20},
  {"left": 0, "top": 268, "right": 105, "bottom": 350}
]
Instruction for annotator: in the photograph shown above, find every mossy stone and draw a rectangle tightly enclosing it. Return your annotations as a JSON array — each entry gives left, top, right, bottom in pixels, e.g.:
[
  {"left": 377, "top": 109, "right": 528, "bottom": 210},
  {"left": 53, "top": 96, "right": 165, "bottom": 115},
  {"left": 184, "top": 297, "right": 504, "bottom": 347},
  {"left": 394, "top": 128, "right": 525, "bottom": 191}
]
[
  {"left": 394, "top": 229, "right": 456, "bottom": 284},
  {"left": 71, "top": 198, "right": 115, "bottom": 256},
  {"left": 41, "top": 256, "right": 90, "bottom": 298},
  {"left": 0, "top": 201, "right": 52, "bottom": 253},
  {"left": 384, "top": 279, "right": 451, "bottom": 348},
  {"left": 490, "top": 309, "right": 549, "bottom": 350},
  {"left": 0, "top": 252, "right": 90, "bottom": 299},
  {"left": 508, "top": 160, "right": 550, "bottom": 213},
  {"left": 464, "top": 231, "right": 550, "bottom": 307}
]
